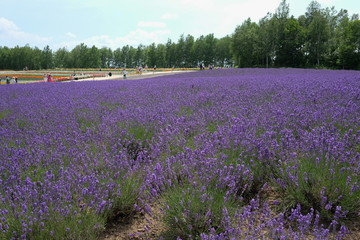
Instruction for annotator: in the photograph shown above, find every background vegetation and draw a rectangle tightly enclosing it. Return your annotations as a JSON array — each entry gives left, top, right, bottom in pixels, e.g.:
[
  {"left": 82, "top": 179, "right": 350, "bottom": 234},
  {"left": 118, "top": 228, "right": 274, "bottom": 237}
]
[{"left": 0, "top": 0, "right": 359, "bottom": 70}]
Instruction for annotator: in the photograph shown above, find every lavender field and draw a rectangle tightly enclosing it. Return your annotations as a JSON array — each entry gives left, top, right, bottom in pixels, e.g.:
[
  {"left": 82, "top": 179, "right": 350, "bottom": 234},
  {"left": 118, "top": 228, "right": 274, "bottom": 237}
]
[{"left": 0, "top": 68, "right": 359, "bottom": 239}]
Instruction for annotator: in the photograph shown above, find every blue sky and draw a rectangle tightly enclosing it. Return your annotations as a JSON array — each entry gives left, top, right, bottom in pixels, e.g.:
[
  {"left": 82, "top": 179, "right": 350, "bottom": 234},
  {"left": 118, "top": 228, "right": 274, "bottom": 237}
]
[{"left": 0, "top": 0, "right": 359, "bottom": 50}]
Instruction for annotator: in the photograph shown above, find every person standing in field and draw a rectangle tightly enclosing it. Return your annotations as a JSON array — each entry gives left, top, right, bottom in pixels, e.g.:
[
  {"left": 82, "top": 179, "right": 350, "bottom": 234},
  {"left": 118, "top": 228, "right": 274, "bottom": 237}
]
[
  {"left": 6, "top": 76, "right": 10, "bottom": 84},
  {"left": 47, "top": 74, "right": 53, "bottom": 82},
  {"left": 123, "top": 69, "right": 127, "bottom": 80}
]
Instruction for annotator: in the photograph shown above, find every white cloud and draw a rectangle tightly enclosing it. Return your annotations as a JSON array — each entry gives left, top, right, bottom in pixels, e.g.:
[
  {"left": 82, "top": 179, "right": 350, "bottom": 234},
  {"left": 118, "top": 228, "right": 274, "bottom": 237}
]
[
  {"left": 57, "top": 29, "right": 171, "bottom": 49},
  {"left": 137, "top": 21, "right": 166, "bottom": 28},
  {"left": 177, "top": 0, "right": 214, "bottom": 10},
  {"left": 317, "top": 0, "right": 334, "bottom": 4},
  {"left": 65, "top": 32, "right": 77, "bottom": 39},
  {"left": 220, "top": 0, "right": 280, "bottom": 25},
  {"left": 166, "top": 0, "right": 280, "bottom": 37},
  {"left": 0, "top": 17, "right": 19, "bottom": 32},
  {"left": 161, "top": 13, "right": 178, "bottom": 20},
  {"left": 0, "top": 17, "right": 51, "bottom": 47}
]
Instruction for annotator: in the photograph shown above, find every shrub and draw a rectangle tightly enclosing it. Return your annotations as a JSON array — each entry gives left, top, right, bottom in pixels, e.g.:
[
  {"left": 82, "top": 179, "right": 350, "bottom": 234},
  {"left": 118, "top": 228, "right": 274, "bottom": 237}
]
[
  {"left": 161, "top": 183, "right": 238, "bottom": 239},
  {"left": 103, "top": 175, "right": 142, "bottom": 222},
  {"left": 274, "top": 155, "right": 360, "bottom": 223}
]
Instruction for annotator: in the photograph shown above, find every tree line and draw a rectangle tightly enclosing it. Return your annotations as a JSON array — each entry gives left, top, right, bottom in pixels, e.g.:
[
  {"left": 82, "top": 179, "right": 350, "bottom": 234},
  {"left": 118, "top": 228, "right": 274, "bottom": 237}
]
[
  {"left": 233, "top": 0, "right": 360, "bottom": 69},
  {"left": 0, "top": 0, "right": 359, "bottom": 71},
  {"left": 0, "top": 34, "right": 232, "bottom": 70}
]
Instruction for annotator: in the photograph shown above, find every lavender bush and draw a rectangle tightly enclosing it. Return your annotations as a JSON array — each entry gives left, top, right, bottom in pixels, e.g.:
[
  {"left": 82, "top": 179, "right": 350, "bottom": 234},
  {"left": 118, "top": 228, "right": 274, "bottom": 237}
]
[{"left": 0, "top": 68, "right": 359, "bottom": 239}]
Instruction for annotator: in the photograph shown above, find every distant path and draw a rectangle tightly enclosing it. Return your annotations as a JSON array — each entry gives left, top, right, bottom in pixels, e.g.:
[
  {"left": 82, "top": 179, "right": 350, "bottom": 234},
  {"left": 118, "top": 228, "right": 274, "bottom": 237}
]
[
  {"left": 0, "top": 69, "right": 198, "bottom": 84},
  {"left": 66, "top": 70, "right": 196, "bottom": 82}
]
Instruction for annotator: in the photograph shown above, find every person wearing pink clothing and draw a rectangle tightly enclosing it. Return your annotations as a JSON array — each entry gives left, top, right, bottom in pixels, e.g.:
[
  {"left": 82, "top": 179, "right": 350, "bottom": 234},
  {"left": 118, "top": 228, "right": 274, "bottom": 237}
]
[{"left": 47, "top": 74, "right": 53, "bottom": 82}]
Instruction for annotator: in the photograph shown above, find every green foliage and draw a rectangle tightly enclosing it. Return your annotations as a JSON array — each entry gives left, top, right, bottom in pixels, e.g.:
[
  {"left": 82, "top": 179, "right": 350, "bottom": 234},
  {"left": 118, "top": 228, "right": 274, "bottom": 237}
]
[
  {"left": 178, "top": 106, "right": 193, "bottom": 117},
  {"left": 15, "top": 119, "right": 32, "bottom": 129},
  {"left": 0, "top": 172, "right": 141, "bottom": 240},
  {"left": 274, "top": 156, "right": 360, "bottom": 223},
  {"left": 75, "top": 108, "right": 99, "bottom": 133},
  {"left": 103, "top": 175, "right": 142, "bottom": 222},
  {"left": 30, "top": 211, "right": 105, "bottom": 240},
  {"left": 0, "top": 201, "right": 105, "bottom": 240},
  {"left": 162, "top": 184, "right": 238, "bottom": 239},
  {"left": 0, "top": 109, "right": 11, "bottom": 120},
  {"left": 220, "top": 147, "right": 275, "bottom": 201},
  {"left": 219, "top": 147, "right": 243, "bottom": 166},
  {"left": 232, "top": 18, "right": 261, "bottom": 67},
  {"left": 127, "top": 124, "right": 154, "bottom": 142},
  {"left": 77, "top": 117, "right": 98, "bottom": 132},
  {"left": 206, "top": 122, "right": 218, "bottom": 133}
]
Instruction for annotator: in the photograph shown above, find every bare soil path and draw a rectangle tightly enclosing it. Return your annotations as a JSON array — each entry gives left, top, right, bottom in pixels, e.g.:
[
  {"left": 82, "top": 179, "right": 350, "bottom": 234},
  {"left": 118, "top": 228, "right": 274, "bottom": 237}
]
[
  {"left": 99, "top": 203, "right": 166, "bottom": 240},
  {"left": 67, "top": 70, "right": 195, "bottom": 82}
]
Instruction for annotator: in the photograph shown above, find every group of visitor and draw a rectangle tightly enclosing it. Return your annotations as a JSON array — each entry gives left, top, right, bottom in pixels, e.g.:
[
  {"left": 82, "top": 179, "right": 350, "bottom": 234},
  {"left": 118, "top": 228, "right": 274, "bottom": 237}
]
[
  {"left": 135, "top": 65, "right": 157, "bottom": 75},
  {"left": 199, "top": 63, "right": 214, "bottom": 70},
  {"left": 0, "top": 76, "right": 18, "bottom": 84},
  {"left": 44, "top": 73, "right": 53, "bottom": 82}
]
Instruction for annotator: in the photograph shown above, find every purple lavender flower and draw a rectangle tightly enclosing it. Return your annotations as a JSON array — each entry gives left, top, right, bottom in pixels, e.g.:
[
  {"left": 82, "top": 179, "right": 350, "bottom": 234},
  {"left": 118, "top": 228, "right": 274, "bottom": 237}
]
[{"left": 0, "top": 68, "right": 359, "bottom": 239}]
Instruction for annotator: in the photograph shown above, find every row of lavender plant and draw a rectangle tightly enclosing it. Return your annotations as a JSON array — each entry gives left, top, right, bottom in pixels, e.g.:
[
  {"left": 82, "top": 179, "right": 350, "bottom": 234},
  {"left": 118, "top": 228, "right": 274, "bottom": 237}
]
[{"left": 1, "top": 68, "right": 359, "bottom": 239}]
